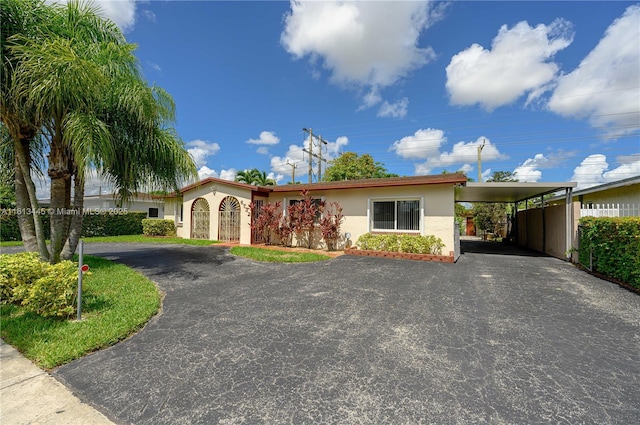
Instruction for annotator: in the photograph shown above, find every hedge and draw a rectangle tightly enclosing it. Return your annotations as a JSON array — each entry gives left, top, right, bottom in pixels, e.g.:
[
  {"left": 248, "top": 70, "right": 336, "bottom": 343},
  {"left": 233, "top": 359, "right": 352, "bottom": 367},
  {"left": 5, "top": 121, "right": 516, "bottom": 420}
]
[
  {"left": 579, "top": 217, "right": 640, "bottom": 289},
  {"left": 356, "top": 233, "right": 445, "bottom": 255},
  {"left": 142, "top": 218, "right": 176, "bottom": 236},
  {"left": 0, "top": 211, "right": 147, "bottom": 241}
]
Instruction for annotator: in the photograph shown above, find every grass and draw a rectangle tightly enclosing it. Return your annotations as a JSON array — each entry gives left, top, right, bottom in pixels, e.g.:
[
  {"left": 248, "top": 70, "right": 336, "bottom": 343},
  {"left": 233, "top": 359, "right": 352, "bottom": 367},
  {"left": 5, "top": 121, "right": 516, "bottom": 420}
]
[
  {"left": 0, "top": 234, "right": 218, "bottom": 247},
  {"left": 230, "top": 246, "right": 331, "bottom": 263},
  {"left": 0, "top": 255, "right": 162, "bottom": 370}
]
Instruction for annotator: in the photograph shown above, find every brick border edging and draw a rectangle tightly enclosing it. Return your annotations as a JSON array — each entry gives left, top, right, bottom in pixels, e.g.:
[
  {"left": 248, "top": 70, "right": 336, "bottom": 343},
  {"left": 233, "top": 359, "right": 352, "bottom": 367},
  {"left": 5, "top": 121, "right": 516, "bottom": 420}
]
[{"left": 344, "top": 248, "right": 455, "bottom": 263}]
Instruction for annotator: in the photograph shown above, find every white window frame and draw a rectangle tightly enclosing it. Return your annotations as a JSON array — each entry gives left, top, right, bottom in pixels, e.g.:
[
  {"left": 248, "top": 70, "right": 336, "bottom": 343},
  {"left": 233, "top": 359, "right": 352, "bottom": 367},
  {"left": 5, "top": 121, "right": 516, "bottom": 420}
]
[{"left": 368, "top": 196, "right": 424, "bottom": 233}]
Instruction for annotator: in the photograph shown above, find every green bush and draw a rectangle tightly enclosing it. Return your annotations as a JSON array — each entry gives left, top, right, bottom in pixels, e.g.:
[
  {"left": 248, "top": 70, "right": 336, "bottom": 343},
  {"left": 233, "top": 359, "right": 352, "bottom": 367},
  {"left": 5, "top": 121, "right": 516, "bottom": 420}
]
[
  {"left": 0, "top": 252, "right": 78, "bottom": 317},
  {"left": 579, "top": 217, "right": 640, "bottom": 288},
  {"left": 142, "top": 218, "right": 176, "bottom": 236},
  {"left": 356, "top": 233, "right": 445, "bottom": 255},
  {"left": 14, "top": 260, "right": 78, "bottom": 318},
  {"left": 0, "top": 211, "right": 146, "bottom": 241},
  {"left": 82, "top": 212, "right": 146, "bottom": 237},
  {"left": 0, "top": 252, "right": 47, "bottom": 303}
]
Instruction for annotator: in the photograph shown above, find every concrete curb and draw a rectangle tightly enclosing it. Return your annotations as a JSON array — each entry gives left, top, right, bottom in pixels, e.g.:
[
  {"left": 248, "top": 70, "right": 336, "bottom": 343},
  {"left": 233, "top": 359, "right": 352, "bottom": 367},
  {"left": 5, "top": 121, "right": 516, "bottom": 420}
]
[{"left": 0, "top": 340, "right": 114, "bottom": 425}]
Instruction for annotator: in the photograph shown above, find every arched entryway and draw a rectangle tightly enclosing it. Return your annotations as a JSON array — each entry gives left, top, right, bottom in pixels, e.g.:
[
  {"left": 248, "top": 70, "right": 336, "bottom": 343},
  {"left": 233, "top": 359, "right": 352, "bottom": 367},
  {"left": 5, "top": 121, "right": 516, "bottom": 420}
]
[
  {"left": 219, "top": 196, "right": 241, "bottom": 242},
  {"left": 191, "top": 198, "right": 210, "bottom": 239}
]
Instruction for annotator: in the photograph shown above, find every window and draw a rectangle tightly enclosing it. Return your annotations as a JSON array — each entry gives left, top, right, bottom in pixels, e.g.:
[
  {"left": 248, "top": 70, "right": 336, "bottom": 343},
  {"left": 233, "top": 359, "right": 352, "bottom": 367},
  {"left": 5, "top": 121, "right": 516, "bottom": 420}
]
[
  {"left": 372, "top": 199, "right": 420, "bottom": 231},
  {"left": 148, "top": 207, "right": 159, "bottom": 218},
  {"left": 289, "top": 198, "right": 323, "bottom": 222}
]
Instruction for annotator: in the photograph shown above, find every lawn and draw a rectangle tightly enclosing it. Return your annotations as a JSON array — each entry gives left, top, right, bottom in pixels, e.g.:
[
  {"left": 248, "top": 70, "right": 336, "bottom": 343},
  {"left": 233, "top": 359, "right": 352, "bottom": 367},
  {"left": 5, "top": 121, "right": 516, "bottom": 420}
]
[
  {"left": 230, "top": 246, "right": 331, "bottom": 263},
  {"left": 0, "top": 255, "right": 162, "bottom": 370}
]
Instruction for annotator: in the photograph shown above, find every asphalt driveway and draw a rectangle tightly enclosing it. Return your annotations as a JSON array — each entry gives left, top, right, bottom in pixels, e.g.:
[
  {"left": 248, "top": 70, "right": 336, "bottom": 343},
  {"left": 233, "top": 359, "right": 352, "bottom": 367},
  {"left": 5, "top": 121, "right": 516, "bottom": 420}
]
[{"left": 52, "top": 243, "right": 639, "bottom": 424}]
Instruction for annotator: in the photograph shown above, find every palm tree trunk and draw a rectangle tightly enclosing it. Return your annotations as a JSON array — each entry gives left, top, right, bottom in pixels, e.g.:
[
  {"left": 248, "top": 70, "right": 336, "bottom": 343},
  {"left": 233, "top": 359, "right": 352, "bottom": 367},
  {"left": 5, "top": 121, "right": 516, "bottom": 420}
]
[
  {"left": 13, "top": 137, "right": 49, "bottom": 260},
  {"left": 48, "top": 138, "right": 71, "bottom": 264},
  {"left": 62, "top": 174, "right": 84, "bottom": 260},
  {"left": 14, "top": 153, "right": 37, "bottom": 252}
]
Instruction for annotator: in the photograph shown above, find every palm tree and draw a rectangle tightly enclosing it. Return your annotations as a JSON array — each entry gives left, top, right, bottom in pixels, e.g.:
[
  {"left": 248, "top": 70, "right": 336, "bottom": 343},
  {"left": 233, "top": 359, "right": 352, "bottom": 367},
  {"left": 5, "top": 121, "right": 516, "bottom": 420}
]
[
  {"left": 3, "top": 0, "right": 197, "bottom": 262},
  {"left": 253, "top": 170, "right": 276, "bottom": 186},
  {"left": 235, "top": 169, "right": 259, "bottom": 185},
  {"left": 235, "top": 168, "right": 276, "bottom": 186},
  {"left": 1, "top": 0, "right": 54, "bottom": 258}
]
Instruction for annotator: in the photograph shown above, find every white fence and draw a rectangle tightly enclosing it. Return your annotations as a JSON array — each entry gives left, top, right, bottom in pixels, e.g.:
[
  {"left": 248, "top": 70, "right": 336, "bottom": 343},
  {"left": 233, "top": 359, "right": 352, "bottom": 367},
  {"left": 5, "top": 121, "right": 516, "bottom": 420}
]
[{"left": 580, "top": 203, "right": 640, "bottom": 218}]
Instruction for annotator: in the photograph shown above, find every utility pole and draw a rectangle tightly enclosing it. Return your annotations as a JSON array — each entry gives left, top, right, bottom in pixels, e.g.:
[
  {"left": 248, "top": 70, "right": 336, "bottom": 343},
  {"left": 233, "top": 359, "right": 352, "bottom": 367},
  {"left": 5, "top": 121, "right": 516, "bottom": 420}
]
[
  {"left": 316, "top": 134, "right": 328, "bottom": 181},
  {"left": 286, "top": 161, "right": 297, "bottom": 184},
  {"left": 302, "top": 127, "right": 327, "bottom": 183},
  {"left": 477, "top": 138, "right": 486, "bottom": 182},
  {"left": 303, "top": 127, "right": 313, "bottom": 183}
]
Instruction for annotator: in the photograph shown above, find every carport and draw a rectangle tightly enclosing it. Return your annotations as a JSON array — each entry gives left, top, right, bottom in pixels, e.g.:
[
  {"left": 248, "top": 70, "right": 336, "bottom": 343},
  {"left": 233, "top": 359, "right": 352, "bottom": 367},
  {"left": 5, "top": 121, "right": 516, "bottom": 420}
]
[{"left": 455, "top": 182, "right": 577, "bottom": 260}]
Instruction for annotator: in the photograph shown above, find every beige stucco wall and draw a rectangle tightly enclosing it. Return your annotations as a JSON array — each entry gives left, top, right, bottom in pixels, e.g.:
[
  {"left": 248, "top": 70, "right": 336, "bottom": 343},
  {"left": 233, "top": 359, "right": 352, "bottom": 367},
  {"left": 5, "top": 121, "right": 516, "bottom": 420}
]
[
  {"left": 163, "top": 198, "right": 184, "bottom": 237},
  {"left": 266, "top": 183, "right": 456, "bottom": 254},
  {"left": 182, "top": 183, "right": 253, "bottom": 244},
  {"left": 578, "top": 183, "right": 639, "bottom": 205}
]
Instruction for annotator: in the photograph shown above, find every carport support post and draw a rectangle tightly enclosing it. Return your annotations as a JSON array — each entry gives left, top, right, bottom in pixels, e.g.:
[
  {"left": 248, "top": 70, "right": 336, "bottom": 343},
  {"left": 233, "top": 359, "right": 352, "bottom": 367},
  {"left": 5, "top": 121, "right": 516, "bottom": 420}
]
[{"left": 565, "top": 187, "right": 573, "bottom": 261}]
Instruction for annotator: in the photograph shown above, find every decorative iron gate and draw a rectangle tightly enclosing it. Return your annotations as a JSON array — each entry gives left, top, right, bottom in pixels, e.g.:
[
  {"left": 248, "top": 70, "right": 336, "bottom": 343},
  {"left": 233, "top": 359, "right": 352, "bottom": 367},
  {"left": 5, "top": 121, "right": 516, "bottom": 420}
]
[
  {"left": 219, "top": 196, "right": 241, "bottom": 242},
  {"left": 191, "top": 198, "right": 210, "bottom": 239}
]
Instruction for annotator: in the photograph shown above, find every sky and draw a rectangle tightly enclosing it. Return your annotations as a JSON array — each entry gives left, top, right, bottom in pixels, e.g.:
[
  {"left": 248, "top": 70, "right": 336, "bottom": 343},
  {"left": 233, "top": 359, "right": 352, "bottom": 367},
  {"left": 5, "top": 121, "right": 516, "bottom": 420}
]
[{"left": 49, "top": 0, "right": 640, "bottom": 195}]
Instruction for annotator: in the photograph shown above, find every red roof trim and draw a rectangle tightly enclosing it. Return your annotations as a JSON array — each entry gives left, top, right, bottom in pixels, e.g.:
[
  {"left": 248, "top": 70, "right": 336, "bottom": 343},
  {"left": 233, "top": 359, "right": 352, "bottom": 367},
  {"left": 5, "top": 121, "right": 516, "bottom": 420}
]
[{"left": 179, "top": 174, "right": 467, "bottom": 195}]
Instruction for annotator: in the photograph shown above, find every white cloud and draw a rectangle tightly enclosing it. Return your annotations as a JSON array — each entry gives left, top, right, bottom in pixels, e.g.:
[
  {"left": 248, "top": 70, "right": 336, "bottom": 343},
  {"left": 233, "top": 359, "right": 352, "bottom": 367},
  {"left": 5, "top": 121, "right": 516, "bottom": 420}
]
[
  {"left": 390, "top": 128, "right": 446, "bottom": 160},
  {"left": 513, "top": 154, "right": 548, "bottom": 182},
  {"left": 256, "top": 147, "right": 270, "bottom": 155},
  {"left": 358, "top": 87, "right": 382, "bottom": 110},
  {"left": 47, "top": 1, "right": 137, "bottom": 32},
  {"left": 247, "top": 131, "right": 280, "bottom": 145},
  {"left": 446, "top": 19, "right": 573, "bottom": 110},
  {"left": 197, "top": 166, "right": 218, "bottom": 180},
  {"left": 281, "top": 0, "right": 437, "bottom": 108},
  {"left": 377, "top": 97, "right": 409, "bottom": 118},
  {"left": 548, "top": 5, "right": 640, "bottom": 138},
  {"left": 196, "top": 166, "right": 237, "bottom": 181},
  {"left": 187, "top": 140, "right": 221, "bottom": 168},
  {"left": 409, "top": 136, "right": 507, "bottom": 176},
  {"left": 219, "top": 169, "right": 237, "bottom": 181},
  {"left": 271, "top": 135, "right": 349, "bottom": 181}
]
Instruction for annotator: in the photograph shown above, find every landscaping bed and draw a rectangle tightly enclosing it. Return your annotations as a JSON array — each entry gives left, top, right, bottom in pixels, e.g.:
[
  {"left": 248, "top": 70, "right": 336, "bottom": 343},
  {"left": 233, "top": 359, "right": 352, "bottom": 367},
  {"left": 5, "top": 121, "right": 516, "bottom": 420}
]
[{"left": 345, "top": 247, "right": 455, "bottom": 263}]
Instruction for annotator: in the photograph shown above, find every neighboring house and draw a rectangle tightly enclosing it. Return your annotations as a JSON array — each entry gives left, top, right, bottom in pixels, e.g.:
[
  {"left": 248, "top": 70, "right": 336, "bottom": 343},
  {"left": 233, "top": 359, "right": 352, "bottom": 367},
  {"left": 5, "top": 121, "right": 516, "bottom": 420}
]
[
  {"left": 39, "top": 193, "right": 165, "bottom": 218},
  {"left": 549, "top": 175, "right": 640, "bottom": 217},
  {"left": 166, "top": 174, "right": 468, "bottom": 256}
]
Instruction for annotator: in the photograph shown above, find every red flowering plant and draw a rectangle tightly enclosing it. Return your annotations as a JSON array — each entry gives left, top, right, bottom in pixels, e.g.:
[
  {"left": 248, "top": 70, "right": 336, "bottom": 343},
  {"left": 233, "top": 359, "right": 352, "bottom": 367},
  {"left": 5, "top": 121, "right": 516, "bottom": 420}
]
[
  {"left": 320, "top": 201, "right": 344, "bottom": 251},
  {"left": 245, "top": 201, "right": 282, "bottom": 245},
  {"left": 288, "top": 190, "right": 324, "bottom": 249}
]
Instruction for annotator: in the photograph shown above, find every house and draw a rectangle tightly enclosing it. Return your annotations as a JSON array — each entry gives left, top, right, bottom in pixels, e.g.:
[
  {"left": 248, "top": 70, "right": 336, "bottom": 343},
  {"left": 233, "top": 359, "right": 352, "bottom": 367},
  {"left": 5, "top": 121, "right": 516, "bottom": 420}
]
[
  {"left": 548, "top": 175, "right": 640, "bottom": 217},
  {"left": 165, "top": 174, "right": 468, "bottom": 256},
  {"left": 39, "top": 193, "right": 166, "bottom": 218}
]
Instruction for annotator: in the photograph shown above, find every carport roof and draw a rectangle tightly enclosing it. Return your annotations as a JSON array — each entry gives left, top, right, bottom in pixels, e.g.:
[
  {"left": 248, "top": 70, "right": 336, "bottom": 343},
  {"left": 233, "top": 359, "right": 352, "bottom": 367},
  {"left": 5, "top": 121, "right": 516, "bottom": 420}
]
[{"left": 455, "top": 182, "right": 577, "bottom": 203}]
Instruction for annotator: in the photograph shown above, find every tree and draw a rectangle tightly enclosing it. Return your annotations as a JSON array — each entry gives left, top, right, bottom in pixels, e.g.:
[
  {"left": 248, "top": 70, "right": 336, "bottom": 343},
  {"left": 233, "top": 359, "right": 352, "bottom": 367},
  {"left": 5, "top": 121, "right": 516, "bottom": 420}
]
[
  {"left": 473, "top": 171, "right": 518, "bottom": 239},
  {"left": 235, "top": 168, "right": 276, "bottom": 186},
  {"left": 487, "top": 171, "right": 517, "bottom": 182},
  {"left": 2, "top": 0, "right": 196, "bottom": 262},
  {"left": 323, "top": 152, "right": 398, "bottom": 181}
]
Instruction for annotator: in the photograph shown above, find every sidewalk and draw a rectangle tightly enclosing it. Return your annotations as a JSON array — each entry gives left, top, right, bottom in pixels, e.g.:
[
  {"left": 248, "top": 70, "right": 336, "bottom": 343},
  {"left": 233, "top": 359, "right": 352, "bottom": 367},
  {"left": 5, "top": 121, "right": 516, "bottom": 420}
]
[{"left": 0, "top": 340, "right": 114, "bottom": 425}]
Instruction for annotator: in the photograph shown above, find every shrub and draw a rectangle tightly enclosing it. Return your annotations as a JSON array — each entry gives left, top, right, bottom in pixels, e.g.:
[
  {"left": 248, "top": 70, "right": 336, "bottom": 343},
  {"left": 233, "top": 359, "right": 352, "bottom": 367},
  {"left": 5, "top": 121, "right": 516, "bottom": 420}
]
[
  {"left": 579, "top": 217, "right": 640, "bottom": 288},
  {"left": 1, "top": 211, "right": 146, "bottom": 241},
  {"left": 15, "top": 260, "right": 78, "bottom": 318},
  {"left": 320, "top": 202, "right": 344, "bottom": 251},
  {"left": 82, "top": 212, "right": 146, "bottom": 237},
  {"left": 356, "top": 233, "right": 445, "bottom": 255},
  {"left": 245, "top": 201, "right": 282, "bottom": 245},
  {"left": 0, "top": 252, "right": 78, "bottom": 318},
  {"left": 142, "top": 218, "right": 176, "bottom": 236},
  {"left": 0, "top": 252, "right": 47, "bottom": 303}
]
